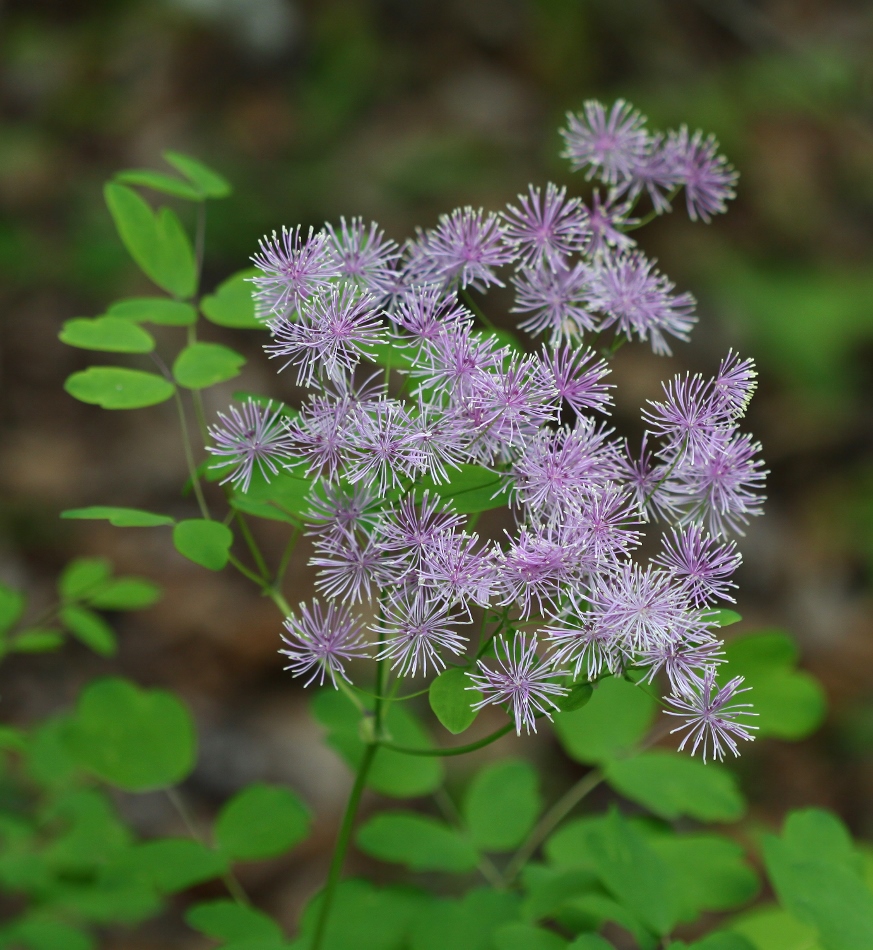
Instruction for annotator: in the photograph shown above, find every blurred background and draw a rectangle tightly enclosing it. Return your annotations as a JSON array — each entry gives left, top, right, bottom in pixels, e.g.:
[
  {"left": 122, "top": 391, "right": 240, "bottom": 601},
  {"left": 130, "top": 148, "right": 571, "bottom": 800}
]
[{"left": 1, "top": 0, "right": 873, "bottom": 945}]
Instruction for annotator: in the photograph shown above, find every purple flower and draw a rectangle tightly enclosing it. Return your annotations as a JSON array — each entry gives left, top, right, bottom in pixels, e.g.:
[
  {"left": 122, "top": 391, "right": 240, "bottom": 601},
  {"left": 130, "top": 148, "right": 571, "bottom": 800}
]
[
  {"left": 417, "top": 530, "right": 497, "bottom": 608},
  {"left": 545, "top": 614, "right": 619, "bottom": 682},
  {"left": 560, "top": 99, "right": 650, "bottom": 184},
  {"left": 578, "top": 485, "right": 643, "bottom": 564},
  {"left": 468, "top": 632, "right": 568, "bottom": 734},
  {"left": 581, "top": 191, "right": 637, "bottom": 257},
  {"left": 714, "top": 350, "right": 757, "bottom": 415},
  {"left": 586, "top": 251, "right": 697, "bottom": 356},
  {"left": 617, "top": 133, "right": 683, "bottom": 214},
  {"left": 500, "top": 183, "right": 587, "bottom": 268},
  {"left": 266, "top": 285, "right": 384, "bottom": 386},
  {"left": 391, "top": 286, "right": 469, "bottom": 343},
  {"left": 641, "top": 372, "right": 727, "bottom": 461},
  {"left": 618, "top": 434, "right": 679, "bottom": 521},
  {"left": 653, "top": 524, "right": 741, "bottom": 606},
  {"left": 378, "top": 491, "right": 464, "bottom": 577},
  {"left": 415, "top": 321, "right": 507, "bottom": 400},
  {"left": 540, "top": 345, "right": 613, "bottom": 417},
  {"left": 374, "top": 590, "right": 469, "bottom": 677},
  {"left": 207, "top": 399, "right": 295, "bottom": 493},
  {"left": 639, "top": 634, "right": 725, "bottom": 698},
  {"left": 666, "top": 669, "right": 757, "bottom": 762},
  {"left": 325, "top": 217, "right": 400, "bottom": 299},
  {"left": 343, "top": 399, "right": 421, "bottom": 494},
  {"left": 668, "top": 127, "right": 738, "bottom": 223},
  {"left": 305, "top": 483, "right": 382, "bottom": 542},
  {"left": 251, "top": 226, "right": 339, "bottom": 319},
  {"left": 280, "top": 599, "right": 370, "bottom": 687},
  {"left": 310, "top": 533, "right": 399, "bottom": 604},
  {"left": 423, "top": 207, "right": 514, "bottom": 291},
  {"left": 512, "top": 261, "right": 597, "bottom": 344},
  {"left": 405, "top": 400, "right": 470, "bottom": 483}
]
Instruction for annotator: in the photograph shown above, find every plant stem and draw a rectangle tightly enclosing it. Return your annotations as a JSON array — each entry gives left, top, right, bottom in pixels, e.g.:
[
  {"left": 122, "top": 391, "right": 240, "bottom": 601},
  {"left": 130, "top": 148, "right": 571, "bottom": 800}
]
[
  {"left": 311, "top": 742, "right": 378, "bottom": 950},
  {"left": 234, "top": 510, "right": 270, "bottom": 579},
  {"left": 380, "top": 721, "right": 513, "bottom": 757},
  {"left": 502, "top": 767, "right": 605, "bottom": 885},
  {"left": 275, "top": 524, "right": 301, "bottom": 587},
  {"left": 460, "top": 288, "right": 495, "bottom": 329},
  {"left": 173, "top": 390, "right": 210, "bottom": 519},
  {"left": 433, "top": 787, "right": 504, "bottom": 888}
]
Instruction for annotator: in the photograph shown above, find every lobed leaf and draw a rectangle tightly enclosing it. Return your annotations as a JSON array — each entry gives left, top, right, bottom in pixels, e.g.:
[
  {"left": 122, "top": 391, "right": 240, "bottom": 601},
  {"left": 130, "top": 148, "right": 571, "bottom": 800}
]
[
  {"left": 65, "top": 367, "right": 175, "bottom": 409},
  {"left": 115, "top": 168, "right": 203, "bottom": 201},
  {"left": 201, "top": 269, "right": 262, "bottom": 328},
  {"left": 87, "top": 578, "right": 161, "bottom": 610},
  {"left": 59, "top": 557, "right": 113, "bottom": 600},
  {"left": 10, "top": 630, "right": 64, "bottom": 652},
  {"left": 172, "top": 519, "right": 233, "bottom": 571},
  {"left": 357, "top": 811, "right": 479, "bottom": 873},
  {"left": 60, "top": 606, "right": 117, "bottom": 656},
  {"left": 59, "top": 317, "right": 155, "bottom": 353},
  {"left": 116, "top": 838, "right": 227, "bottom": 892},
  {"left": 418, "top": 464, "right": 511, "bottom": 514},
  {"left": 409, "top": 888, "right": 521, "bottom": 950},
  {"left": 173, "top": 342, "right": 246, "bottom": 389},
  {"left": 187, "top": 899, "right": 283, "bottom": 942},
  {"left": 215, "top": 784, "right": 311, "bottom": 861}
]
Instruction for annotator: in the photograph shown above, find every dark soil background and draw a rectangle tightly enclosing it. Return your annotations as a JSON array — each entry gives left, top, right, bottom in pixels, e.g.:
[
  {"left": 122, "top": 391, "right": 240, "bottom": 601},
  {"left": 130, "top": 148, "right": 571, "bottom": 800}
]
[{"left": 2, "top": 1, "right": 873, "bottom": 946}]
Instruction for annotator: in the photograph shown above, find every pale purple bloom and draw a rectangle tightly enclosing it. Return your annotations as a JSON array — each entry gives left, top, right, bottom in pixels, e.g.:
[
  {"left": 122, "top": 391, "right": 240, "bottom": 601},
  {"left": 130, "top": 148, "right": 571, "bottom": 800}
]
[
  {"left": 561, "top": 99, "right": 650, "bottom": 184},
  {"left": 289, "top": 388, "right": 359, "bottom": 481},
  {"left": 620, "top": 134, "right": 684, "bottom": 214},
  {"left": 417, "top": 530, "right": 497, "bottom": 608},
  {"left": 310, "top": 533, "right": 399, "bottom": 604},
  {"left": 344, "top": 399, "right": 421, "bottom": 494},
  {"left": 641, "top": 373, "right": 727, "bottom": 461},
  {"left": 618, "top": 435, "right": 679, "bottom": 520},
  {"left": 540, "top": 345, "right": 613, "bottom": 417},
  {"left": 305, "top": 483, "right": 382, "bottom": 542},
  {"left": 391, "top": 286, "right": 469, "bottom": 342},
  {"left": 280, "top": 600, "right": 370, "bottom": 687},
  {"left": 668, "top": 127, "right": 738, "bottom": 223},
  {"left": 500, "top": 183, "right": 587, "bottom": 268},
  {"left": 512, "top": 261, "right": 597, "bottom": 344},
  {"left": 468, "top": 632, "right": 569, "bottom": 735},
  {"left": 374, "top": 590, "right": 469, "bottom": 677},
  {"left": 578, "top": 485, "right": 643, "bottom": 564},
  {"left": 266, "top": 285, "right": 384, "bottom": 385},
  {"left": 666, "top": 669, "right": 757, "bottom": 762},
  {"left": 423, "top": 207, "right": 513, "bottom": 292},
  {"left": 714, "top": 350, "right": 757, "bottom": 415},
  {"left": 406, "top": 400, "right": 470, "bottom": 483},
  {"left": 325, "top": 217, "right": 400, "bottom": 298},
  {"left": 415, "top": 322, "right": 507, "bottom": 399},
  {"left": 653, "top": 524, "right": 741, "bottom": 606},
  {"left": 378, "top": 491, "right": 464, "bottom": 577},
  {"left": 251, "top": 226, "right": 339, "bottom": 318},
  {"left": 586, "top": 251, "right": 697, "bottom": 356},
  {"left": 639, "top": 634, "right": 724, "bottom": 698},
  {"left": 545, "top": 614, "right": 619, "bottom": 683},
  {"left": 207, "top": 399, "right": 295, "bottom": 493},
  {"left": 581, "top": 191, "right": 637, "bottom": 257}
]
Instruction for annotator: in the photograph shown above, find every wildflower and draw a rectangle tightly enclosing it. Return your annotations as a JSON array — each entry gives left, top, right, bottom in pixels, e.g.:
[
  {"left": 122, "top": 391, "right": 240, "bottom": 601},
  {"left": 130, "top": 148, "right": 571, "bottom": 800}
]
[
  {"left": 310, "top": 533, "right": 400, "bottom": 604},
  {"left": 561, "top": 99, "right": 650, "bottom": 184},
  {"left": 540, "top": 345, "right": 613, "bottom": 417},
  {"left": 619, "top": 134, "right": 683, "bottom": 214},
  {"left": 374, "top": 590, "right": 469, "bottom": 677},
  {"left": 325, "top": 217, "right": 400, "bottom": 299},
  {"left": 206, "top": 399, "right": 296, "bottom": 493},
  {"left": 251, "top": 226, "right": 338, "bottom": 318},
  {"left": 668, "top": 127, "right": 738, "bottom": 223},
  {"left": 421, "top": 207, "right": 513, "bottom": 292},
  {"left": 714, "top": 350, "right": 757, "bottom": 415},
  {"left": 378, "top": 491, "right": 464, "bottom": 578},
  {"left": 417, "top": 530, "right": 497, "bottom": 608},
  {"left": 343, "top": 399, "right": 422, "bottom": 494},
  {"left": 653, "top": 524, "right": 741, "bottom": 606},
  {"left": 280, "top": 600, "right": 370, "bottom": 687},
  {"left": 501, "top": 183, "right": 587, "bottom": 268},
  {"left": 665, "top": 669, "right": 757, "bottom": 762},
  {"left": 391, "top": 286, "right": 469, "bottom": 343},
  {"left": 639, "top": 635, "right": 725, "bottom": 698},
  {"left": 512, "top": 261, "right": 597, "bottom": 344},
  {"left": 468, "top": 632, "right": 568, "bottom": 734},
  {"left": 581, "top": 191, "right": 637, "bottom": 257},
  {"left": 305, "top": 483, "right": 382, "bottom": 542},
  {"left": 641, "top": 372, "right": 728, "bottom": 462}
]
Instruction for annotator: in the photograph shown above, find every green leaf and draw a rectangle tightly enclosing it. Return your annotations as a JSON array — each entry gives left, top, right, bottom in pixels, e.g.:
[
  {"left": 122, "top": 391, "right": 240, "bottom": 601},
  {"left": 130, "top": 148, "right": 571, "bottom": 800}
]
[
  {"left": 238, "top": 469, "right": 311, "bottom": 519},
  {"left": 409, "top": 888, "right": 521, "bottom": 950},
  {"left": 42, "top": 788, "right": 132, "bottom": 870},
  {"left": 723, "top": 631, "right": 826, "bottom": 739},
  {"left": 684, "top": 932, "right": 756, "bottom": 950},
  {"left": 357, "top": 811, "right": 479, "bottom": 873},
  {"left": 117, "top": 838, "right": 227, "bottom": 892},
  {"left": 5, "top": 919, "right": 96, "bottom": 950},
  {"left": 59, "top": 557, "right": 112, "bottom": 599},
  {"left": 60, "top": 606, "right": 117, "bottom": 656},
  {"left": 493, "top": 924, "right": 567, "bottom": 950},
  {"left": 311, "top": 689, "right": 444, "bottom": 798},
  {"left": 567, "top": 937, "right": 614, "bottom": 950},
  {"left": 464, "top": 759, "right": 540, "bottom": 852},
  {"left": 11, "top": 629, "right": 64, "bottom": 652},
  {"left": 107, "top": 297, "right": 197, "bottom": 326},
  {"left": 605, "top": 751, "right": 746, "bottom": 822},
  {"left": 104, "top": 182, "right": 196, "bottom": 297},
  {"left": 187, "top": 899, "right": 283, "bottom": 942},
  {"left": 26, "top": 716, "right": 79, "bottom": 788},
  {"left": 173, "top": 342, "right": 245, "bottom": 389},
  {"left": 115, "top": 168, "right": 203, "bottom": 200},
  {"left": 215, "top": 783, "right": 311, "bottom": 861},
  {"left": 365, "top": 340, "right": 415, "bottom": 372},
  {"left": 587, "top": 810, "right": 678, "bottom": 936},
  {"left": 554, "top": 676, "right": 655, "bottom": 765},
  {"left": 172, "top": 519, "right": 233, "bottom": 571},
  {"left": 419, "top": 464, "right": 511, "bottom": 514},
  {"left": 230, "top": 496, "right": 301, "bottom": 525},
  {"left": 729, "top": 905, "right": 822, "bottom": 950},
  {"left": 201, "top": 269, "right": 262, "bottom": 328},
  {"left": 65, "top": 676, "right": 196, "bottom": 791},
  {"left": 87, "top": 578, "right": 161, "bottom": 610},
  {"left": 59, "top": 317, "right": 155, "bottom": 353},
  {"left": 162, "top": 150, "right": 232, "bottom": 198},
  {"left": 520, "top": 864, "right": 598, "bottom": 923},
  {"left": 65, "top": 366, "right": 175, "bottom": 410},
  {"left": 544, "top": 815, "right": 614, "bottom": 870},
  {"left": 704, "top": 609, "right": 743, "bottom": 627},
  {"left": 0, "top": 583, "right": 25, "bottom": 634},
  {"left": 429, "top": 667, "right": 480, "bottom": 735},
  {"left": 61, "top": 506, "right": 174, "bottom": 527},
  {"left": 559, "top": 682, "right": 594, "bottom": 712}
]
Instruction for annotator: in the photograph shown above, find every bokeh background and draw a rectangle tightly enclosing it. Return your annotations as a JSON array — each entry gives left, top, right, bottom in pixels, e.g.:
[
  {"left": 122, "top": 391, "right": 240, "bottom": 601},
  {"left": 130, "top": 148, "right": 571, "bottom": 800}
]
[{"left": 2, "top": 0, "right": 873, "bottom": 946}]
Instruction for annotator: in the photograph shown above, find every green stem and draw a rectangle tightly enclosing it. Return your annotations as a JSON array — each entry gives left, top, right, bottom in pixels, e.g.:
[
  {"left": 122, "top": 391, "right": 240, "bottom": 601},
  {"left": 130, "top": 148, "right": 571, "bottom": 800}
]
[
  {"left": 460, "top": 288, "right": 495, "bottom": 329},
  {"left": 275, "top": 524, "right": 302, "bottom": 587},
  {"left": 381, "top": 721, "right": 513, "bottom": 757},
  {"left": 234, "top": 511, "right": 270, "bottom": 579},
  {"left": 173, "top": 390, "right": 210, "bottom": 520},
  {"left": 227, "top": 552, "right": 266, "bottom": 587},
  {"left": 433, "top": 786, "right": 503, "bottom": 888},
  {"left": 311, "top": 742, "right": 378, "bottom": 950}
]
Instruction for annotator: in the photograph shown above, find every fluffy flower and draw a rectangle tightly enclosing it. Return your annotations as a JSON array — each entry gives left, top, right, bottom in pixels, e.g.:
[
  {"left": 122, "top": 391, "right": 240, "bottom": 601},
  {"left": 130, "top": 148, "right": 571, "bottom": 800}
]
[
  {"left": 668, "top": 127, "right": 739, "bottom": 223},
  {"left": 540, "top": 345, "right": 613, "bottom": 417},
  {"left": 280, "top": 600, "right": 370, "bottom": 687},
  {"left": 500, "top": 183, "right": 587, "bottom": 268},
  {"left": 251, "top": 226, "right": 338, "bottom": 318},
  {"left": 207, "top": 399, "right": 295, "bottom": 492},
  {"left": 422, "top": 207, "right": 513, "bottom": 292},
  {"left": 512, "top": 261, "right": 597, "bottom": 344},
  {"left": 325, "top": 217, "right": 400, "bottom": 299},
  {"left": 561, "top": 99, "right": 650, "bottom": 184},
  {"left": 374, "top": 590, "right": 469, "bottom": 677},
  {"left": 653, "top": 524, "right": 741, "bottom": 606}
]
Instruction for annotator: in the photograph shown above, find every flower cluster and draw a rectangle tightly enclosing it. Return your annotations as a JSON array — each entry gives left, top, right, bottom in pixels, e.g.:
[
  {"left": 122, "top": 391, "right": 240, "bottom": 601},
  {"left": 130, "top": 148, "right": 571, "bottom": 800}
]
[{"left": 208, "top": 100, "right": 761, "bottom": 761}]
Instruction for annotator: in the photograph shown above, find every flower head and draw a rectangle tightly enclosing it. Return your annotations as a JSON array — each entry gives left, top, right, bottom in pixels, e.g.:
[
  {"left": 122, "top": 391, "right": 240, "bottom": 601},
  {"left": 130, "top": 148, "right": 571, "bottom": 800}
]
[
  {"left": 374, "top": 590, "right": 469, "bottom": 677},
  {"left": 512, "top": 261, "right": 597, "bottom": 344},
  {"left": 540, "top": 345, "right": 613, "bottom": 417},
  {"left": 668, "top": 127, "right": 738, "bottom": 223},
  {"left": 653, "top": 524, "right": 741, "bottom": 606},
  {"left": 501, "top": 183, "right": 587, "bottom": 268},
  {"left": 251, "top": 226, "right": 338, "bottom": 319},
  {"left": 325, "top": 217, "right": 400, "bottom": 299},
  {"left": 561, "top": 99, "right": 650, "bottom": 184},
  {"left": 423, "top": 207, "right": 513, "bottom": 291},
  {"left": 280, "top": 600, "right": 370, "bottom": 687},
  {"left": 207, "top": 399, "right": 295, "bottom": 493}
]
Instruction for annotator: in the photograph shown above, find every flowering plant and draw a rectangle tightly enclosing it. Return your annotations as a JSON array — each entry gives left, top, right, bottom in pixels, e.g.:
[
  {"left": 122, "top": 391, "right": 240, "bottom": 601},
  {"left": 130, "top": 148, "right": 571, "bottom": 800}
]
[{"left": 0, "top": 101, "right": 856, "bottom": 950}]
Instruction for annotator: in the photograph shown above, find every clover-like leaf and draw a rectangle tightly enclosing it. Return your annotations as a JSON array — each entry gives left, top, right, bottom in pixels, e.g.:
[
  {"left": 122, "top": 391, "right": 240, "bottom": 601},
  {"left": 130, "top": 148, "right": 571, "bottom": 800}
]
[
  {"left": 215, "top": 783, "right": 311, "bottom": 861},
  {"left": 357, "top": 811, "right": 479, "bottom": 873},
  {"left": 107, "top": 296, "right": 197, "bottom": 325},
  {"left": 201, "top": 269, "right": 261, "bottom": 328},
  {"left": 60, "top": 605, "right": 117, "bottom": 656},
  {"left": 59, "top": 317, "right": 155, "bottom": 353},
  {"left": 172, "top": 519, "right": 233, "bottom": 571},
  {"left": 65, "top": 367, "right": 175, "bottom": 409},
  {"left": 464, "top": 759, "right": 541, "bottom": 852},
  {"left": 162, "top": 150, "right": 232, "bottom": 198},
  {"left": 173, "top": 342, "right": 245, "bottom": 389},
  {"left": 429, "top": 667, "right": 480, "bottom": 735}
]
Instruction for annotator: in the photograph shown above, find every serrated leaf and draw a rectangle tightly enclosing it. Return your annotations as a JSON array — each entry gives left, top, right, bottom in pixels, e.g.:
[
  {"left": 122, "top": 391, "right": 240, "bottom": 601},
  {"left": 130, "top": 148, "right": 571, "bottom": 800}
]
[
  {"left": 59, "top": 317, "right": 155, "bottom": 353},
  {"left": 65, "top": 677, "right": 196, "bottom": 791},
  {"left": 605, "top": 751, "right": 746, "bottom": 822},
  {"left": 11, "top": 629, "right": 64, "bottom": 652},
  {"left": 172, "top": 519, "right": 233, "bottom": 571},
  {"left": 115, "top": 168, "right": 204, "bottom": 200},
  {"left": 357, "top": 811, "right": 479, "bottom": 873},
  {"left": 87, "top": 578, "right": 161, "bottom": 610},
  {"left": 554, "top": 676, "right": 655, "bottom": 765},
  {"left": 60, "top": 606, "right": 117, "bottom": 656},
  {"left": 215, "top": 784, "right": 311, "bottom": 861},
  {"left": 64, "top": 367, "right": 175, "bottom": 410},
  {"left": 162, "top": 150, "right": 231, "bottom": 198},
  {"left": 117, "top": 838, "right": 227, "bottom": 892},
  {"left": 0, "top": 583, "right": 25, "bottom": 634},
  {"left": 429, "top": 667, "right": 480, "bottom": 735},
  {"left": 61, "top": 506, "right": 174, "bottom": 527},
  {"left": 59, "top": 557, "right": 113, "bottom": 600},
  {"left": 173, "top": 342, "right": 245, "bottom": 389},
  {"left": 187, "top": 899, "right": 283, "bottom": 942},
  {"left": 201, "top": 269, "right": 261, "bottom": 328},
  {"left": 464, "top": 759, "right": 540, "bottom": 852},
  {"left": 107, "top": 297, "right": 197, "bottom": 325}
]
